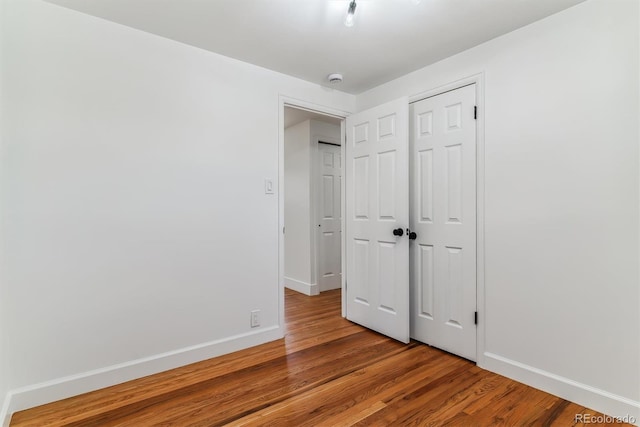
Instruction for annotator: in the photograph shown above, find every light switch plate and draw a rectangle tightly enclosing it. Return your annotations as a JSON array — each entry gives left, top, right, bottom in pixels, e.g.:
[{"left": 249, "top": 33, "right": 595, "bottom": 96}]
[{"left": 264, "top": 179, "right": 274, "bottom": 194}]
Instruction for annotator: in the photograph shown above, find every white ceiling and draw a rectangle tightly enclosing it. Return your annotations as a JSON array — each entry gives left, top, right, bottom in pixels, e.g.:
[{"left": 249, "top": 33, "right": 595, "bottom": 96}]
[
  {"left": 47, "top": 0, "right": 585, "bottom": 94},
  {"left": 284, "top": 107, "right": 342, "bottom": 129}
]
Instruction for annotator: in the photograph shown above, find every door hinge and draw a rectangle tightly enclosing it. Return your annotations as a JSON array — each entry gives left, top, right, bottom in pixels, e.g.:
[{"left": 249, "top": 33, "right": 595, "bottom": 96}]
[
  {"left": 283, "top": 226, "right": 285, "bottom": 234},
  {"left": 474, "top": 311, "right": 478, "bottom": 325},
  {"left": 474, "top": 106, "right": 477, "bottom": 120}
]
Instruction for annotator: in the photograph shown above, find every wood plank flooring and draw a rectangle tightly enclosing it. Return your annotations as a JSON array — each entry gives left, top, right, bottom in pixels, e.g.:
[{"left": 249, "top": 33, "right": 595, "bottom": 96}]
[{"left": 11, "top": 289, "right": 625, "bottom": 426}]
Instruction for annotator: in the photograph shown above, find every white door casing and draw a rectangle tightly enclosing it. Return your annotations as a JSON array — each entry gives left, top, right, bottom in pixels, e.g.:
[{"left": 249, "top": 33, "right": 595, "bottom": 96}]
[
  {"left": 317, "top": 142, "right": 342, "bottom": 292},
  {"left": 409, "top": 84, "right": 477, "bottom": 360},
  {"left": 345, "top": 97, "right": 410, "bottom": 343}
]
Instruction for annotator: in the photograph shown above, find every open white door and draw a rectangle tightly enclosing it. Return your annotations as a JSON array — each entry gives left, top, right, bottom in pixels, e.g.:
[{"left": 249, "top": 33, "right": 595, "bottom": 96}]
[{"left": 345, "top": 97, "right": 410, "bottom": 343}]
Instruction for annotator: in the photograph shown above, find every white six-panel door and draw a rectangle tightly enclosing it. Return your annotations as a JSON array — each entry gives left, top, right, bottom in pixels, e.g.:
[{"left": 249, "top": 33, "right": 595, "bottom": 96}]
[
  {"left": 409, "top": 84, "right": 477, "bottom": 360},
  {"left": 345, "top": 97, "right": 410, "bottom": 344},
  {"left": 317, "top": 143, "right": 342, "bottom": 292}
]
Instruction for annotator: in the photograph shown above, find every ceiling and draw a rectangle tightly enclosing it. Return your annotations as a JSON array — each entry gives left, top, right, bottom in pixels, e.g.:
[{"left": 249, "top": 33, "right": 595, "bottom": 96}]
[
  {"left": 284, "top": 107, "right": 342, "bottom": 129},
  {"left": 47, "top": 0, "right": 585, "bottom": 94}
]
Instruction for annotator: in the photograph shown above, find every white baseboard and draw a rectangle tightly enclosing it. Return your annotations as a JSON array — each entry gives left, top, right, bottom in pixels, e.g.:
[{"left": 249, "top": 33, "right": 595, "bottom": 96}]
[
  {"left": 319, "top": 283, "right": 341, "bottom": 292},
  {"left": 481, "top": 352, "right": 639, "bottom": 425},
  {"left": 1, "top": 325, "right": 282, "bottom": 427},
  {"left": 284, "top": 277, "right": 318, "bottom": 296},
  {"left": 319, "top": 275, "right": 342, "bottom": 293}
]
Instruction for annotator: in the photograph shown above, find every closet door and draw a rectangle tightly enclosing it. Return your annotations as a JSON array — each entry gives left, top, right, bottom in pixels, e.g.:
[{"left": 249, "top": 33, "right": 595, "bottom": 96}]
[
  {"left": 317, "top": 142, "right": 342, "bottom": 292},
  {"left": 345, "top": 97, "right": 410, "bottom": 343},
  {"left": 409, "top": 84, "right": 477, "bottom": 360}
]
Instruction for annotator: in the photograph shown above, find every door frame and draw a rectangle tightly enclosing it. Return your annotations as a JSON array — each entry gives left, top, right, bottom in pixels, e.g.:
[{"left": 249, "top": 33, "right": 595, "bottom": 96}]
[
  {"left": 408, "top": 73, "right": 486, "bottom": 366},
  {"left": 278, "top": 96, "right": 350, "bottom": 330}
]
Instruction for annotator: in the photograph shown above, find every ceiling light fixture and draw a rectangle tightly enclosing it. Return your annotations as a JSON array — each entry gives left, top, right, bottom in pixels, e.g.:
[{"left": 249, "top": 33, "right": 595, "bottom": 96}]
[{"left": 344, "top": 0, "right": 357, "bottom": 27}]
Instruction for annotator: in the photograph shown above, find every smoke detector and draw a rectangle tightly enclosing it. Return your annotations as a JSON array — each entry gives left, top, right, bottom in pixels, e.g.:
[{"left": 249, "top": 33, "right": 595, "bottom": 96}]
[{"left": 327, "top": 73, "right": 343, "bottom": 84}]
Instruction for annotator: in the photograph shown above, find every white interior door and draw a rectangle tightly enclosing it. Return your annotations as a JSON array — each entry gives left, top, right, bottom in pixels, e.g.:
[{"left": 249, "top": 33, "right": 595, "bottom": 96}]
[
  {"left": 345, "top": 97, "right": 410, "bottom": 343},
  {"left": 317, "top": 142, "right": 342, "bottom": 292},
  {"left": 409, "top": 84, "right": 477, "bottom": 360}
]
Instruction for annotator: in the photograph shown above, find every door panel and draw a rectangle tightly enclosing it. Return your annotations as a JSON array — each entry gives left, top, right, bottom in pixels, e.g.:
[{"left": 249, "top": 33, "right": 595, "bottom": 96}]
[
  {"left": 317, "top": 143, "right": 342, "bottom": 292},
  {"left": 346, "top": 97, "right": 409, "bottom": 343},
  {"left": 410, "top": 84, "right": 477, "bottom": 360}
]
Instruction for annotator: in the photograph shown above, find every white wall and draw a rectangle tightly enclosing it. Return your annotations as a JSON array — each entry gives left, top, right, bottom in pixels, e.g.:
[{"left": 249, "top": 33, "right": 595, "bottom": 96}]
[
  {"left": 310, "top": 121, "right": 341, "bottom": 146},
  {"left": 359, "top": 0, "right": 639, "bottom": 418},
  {"left": 284, "top": 119, "right": 341, "bottom": 296},
  {"left": 0, "top": 0, "right": 7, "bottom": 419},
  {"left": 0, "top": 0, "right": 355, "bottom": 421},
  {"left": 284, "top": 120, "right": 314, "bottom": 293}
]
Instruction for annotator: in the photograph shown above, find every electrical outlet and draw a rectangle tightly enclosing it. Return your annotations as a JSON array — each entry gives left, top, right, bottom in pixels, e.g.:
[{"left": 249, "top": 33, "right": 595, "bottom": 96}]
[{"left": 250, "top": 310, "right": 260, "bottom": 328}]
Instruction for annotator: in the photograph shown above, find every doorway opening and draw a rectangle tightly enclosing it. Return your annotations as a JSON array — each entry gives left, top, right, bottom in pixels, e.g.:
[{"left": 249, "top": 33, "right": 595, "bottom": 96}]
[{"left": 282, "top": 104, "right": 345, "bottom": 308}]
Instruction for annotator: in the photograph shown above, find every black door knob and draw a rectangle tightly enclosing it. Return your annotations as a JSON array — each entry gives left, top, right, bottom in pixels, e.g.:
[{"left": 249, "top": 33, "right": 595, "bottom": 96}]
[
  {"left": 409, "top": 231, "right": 417, "bottom": 240},
  {"left": 393, "top": 228, "right": 404, "bottom": 237}
]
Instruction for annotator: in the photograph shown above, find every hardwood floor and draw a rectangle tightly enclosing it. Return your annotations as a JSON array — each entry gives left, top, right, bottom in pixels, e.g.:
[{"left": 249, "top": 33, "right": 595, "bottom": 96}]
[{"left": 11, "top": 288, "right": 624, "bottom": 426}]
